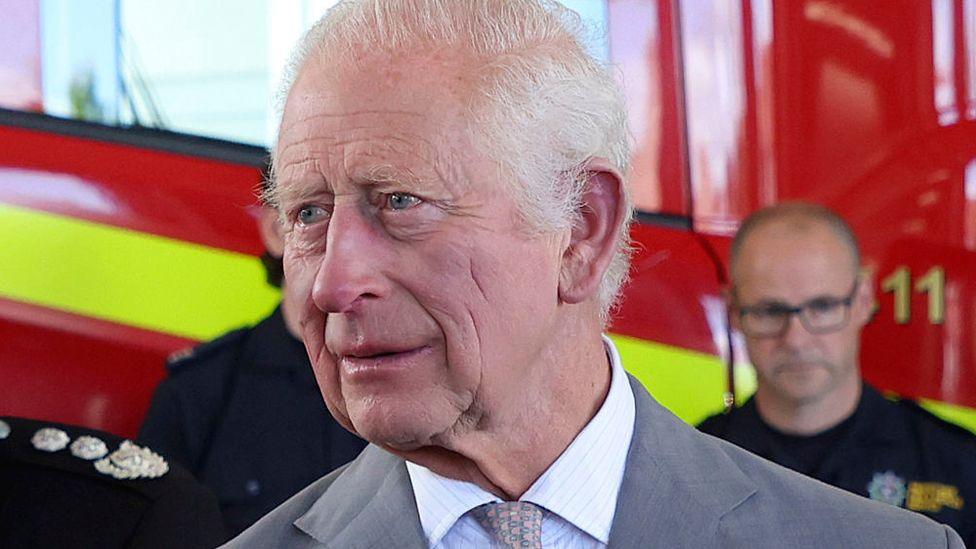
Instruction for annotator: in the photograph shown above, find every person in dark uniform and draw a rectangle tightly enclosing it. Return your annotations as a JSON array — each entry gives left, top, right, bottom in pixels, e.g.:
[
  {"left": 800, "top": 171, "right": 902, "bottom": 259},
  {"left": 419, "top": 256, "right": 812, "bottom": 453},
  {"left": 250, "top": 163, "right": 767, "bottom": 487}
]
[
  {"left": 0, "top": 416, "right": 225, "bottom": 548},
  {"left": 138, "top": 202, "right": 366, "bottom": 538},
  {"left": 699, "top": 202, "right": 976, "bottom": 545}
]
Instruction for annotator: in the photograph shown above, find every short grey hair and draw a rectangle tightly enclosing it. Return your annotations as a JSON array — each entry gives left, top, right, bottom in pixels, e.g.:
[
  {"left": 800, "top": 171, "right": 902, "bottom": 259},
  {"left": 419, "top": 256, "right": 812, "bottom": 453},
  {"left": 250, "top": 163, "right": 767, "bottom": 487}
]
[
  {"left": 269, "top": 0, "right": 633, "bottom": 322},
  {"left": 730, "top": 201, "right": 862, "bottom": 285}
]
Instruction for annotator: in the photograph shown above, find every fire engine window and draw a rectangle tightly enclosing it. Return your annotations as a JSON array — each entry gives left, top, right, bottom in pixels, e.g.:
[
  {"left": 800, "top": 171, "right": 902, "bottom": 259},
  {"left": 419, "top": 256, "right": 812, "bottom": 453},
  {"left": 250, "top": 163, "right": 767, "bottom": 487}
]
[{"left": 0, "top": 0, "right": 610, "bottom": 149}]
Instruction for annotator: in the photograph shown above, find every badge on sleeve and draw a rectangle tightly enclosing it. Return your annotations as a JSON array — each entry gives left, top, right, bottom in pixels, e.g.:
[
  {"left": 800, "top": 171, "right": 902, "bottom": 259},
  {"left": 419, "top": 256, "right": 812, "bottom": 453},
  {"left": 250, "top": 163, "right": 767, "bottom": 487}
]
[
  {"left": 31, "top": 428, "right": 70, "bottom": 452},
  {"left": 867, "top": 471, "right": 907, "bottom": 507},
  {"left": 0, "top": 420, "right": 9, "bottom": 440},
  {"left": 94, "top": 440, "right": 169, "bottom": 479},
  {"left": 907, "top": 482, "right": 964, "bottom": 512}
]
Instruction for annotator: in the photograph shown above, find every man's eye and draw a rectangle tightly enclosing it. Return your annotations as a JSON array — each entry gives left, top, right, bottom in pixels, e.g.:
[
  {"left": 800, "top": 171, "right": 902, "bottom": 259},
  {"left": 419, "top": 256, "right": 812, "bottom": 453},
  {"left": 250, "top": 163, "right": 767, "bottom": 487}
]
[
  {"left": 807, "top": 300, "right": 840, "bottom": 313},
  {"left": 297, "top": 205, "right": 329, "bottom": 225},
  {"left": 386, "top": 193, "right": 422, "bottom": 211},
  {"left": 754, "top": 307, "right": 789, "bottom": 319}
]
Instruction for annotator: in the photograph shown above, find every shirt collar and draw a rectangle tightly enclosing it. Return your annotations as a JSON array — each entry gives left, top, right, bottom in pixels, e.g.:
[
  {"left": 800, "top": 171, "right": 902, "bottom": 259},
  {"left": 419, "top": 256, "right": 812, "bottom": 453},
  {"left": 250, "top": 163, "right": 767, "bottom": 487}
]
[{"left": 407, "top": 335, "right": 636, "bottom": 545}]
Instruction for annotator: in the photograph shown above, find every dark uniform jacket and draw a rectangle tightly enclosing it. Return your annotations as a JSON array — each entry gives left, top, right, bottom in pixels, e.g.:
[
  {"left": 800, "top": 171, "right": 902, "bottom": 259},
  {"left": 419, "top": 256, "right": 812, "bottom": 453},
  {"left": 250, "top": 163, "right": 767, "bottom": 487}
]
[
  {"left": 0, "top": 416, "right": 225, "bottom": 548},
  {"left": 699, "top": 383, "right": 976, "bottom": 545},
  {"left": 138, "top": 307, "right": 366, "bottom": 539}
]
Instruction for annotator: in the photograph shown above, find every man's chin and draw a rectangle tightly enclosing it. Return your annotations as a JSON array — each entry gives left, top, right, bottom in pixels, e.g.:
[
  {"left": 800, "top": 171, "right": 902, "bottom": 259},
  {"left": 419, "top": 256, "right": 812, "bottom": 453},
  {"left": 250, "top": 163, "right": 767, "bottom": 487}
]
[
  {"left": 762, "top": 370, "right": 830, "bottom": 404},
  {"left": 777, "top": 380, "right": 834, "bottom": 406},
  {"left": 773, "top": 363, "right": 830, "bottom": 384},
  {"left": 349, "top": 416, "right": 438, "bottom": 451}
]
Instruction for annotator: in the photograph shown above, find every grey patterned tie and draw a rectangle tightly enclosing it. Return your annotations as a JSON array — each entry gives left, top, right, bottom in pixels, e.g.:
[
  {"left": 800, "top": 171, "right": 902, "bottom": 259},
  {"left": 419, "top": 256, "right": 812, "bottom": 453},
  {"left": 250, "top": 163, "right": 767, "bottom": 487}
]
[{"left": 471, "top": 501, "right": 544, "bottom": 548}]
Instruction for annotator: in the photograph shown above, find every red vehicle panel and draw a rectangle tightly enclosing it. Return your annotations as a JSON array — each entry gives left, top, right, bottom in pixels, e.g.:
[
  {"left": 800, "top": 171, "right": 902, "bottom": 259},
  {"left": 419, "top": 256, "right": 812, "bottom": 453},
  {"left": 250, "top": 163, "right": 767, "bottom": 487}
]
[
  {"left": 0, "top": 122, "right": 264, "bottom": 255},
  {"left": 0, "top": 112, "right": 271, "bottom": 437}
]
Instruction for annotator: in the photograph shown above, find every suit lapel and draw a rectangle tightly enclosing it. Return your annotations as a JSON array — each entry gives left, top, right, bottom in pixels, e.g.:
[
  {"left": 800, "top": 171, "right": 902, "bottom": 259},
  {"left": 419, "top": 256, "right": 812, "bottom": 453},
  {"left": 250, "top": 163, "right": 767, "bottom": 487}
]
[
  {"left": 608, "top": 376, "right": 757, "bottom": 547},
  {"left": 292, "top": 377, "right": 758, "bottom": 547},
  {"left": 294, "top": 445, "right": 427, "bottom": 548}
]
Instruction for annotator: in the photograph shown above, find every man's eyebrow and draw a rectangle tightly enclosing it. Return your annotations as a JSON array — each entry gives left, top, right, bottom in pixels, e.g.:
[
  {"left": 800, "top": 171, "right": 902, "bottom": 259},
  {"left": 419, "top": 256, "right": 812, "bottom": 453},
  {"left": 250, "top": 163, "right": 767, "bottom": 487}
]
[
  {"left": 274, "top": 175, "right": 333, "bottom": 207},
  {"left": 746, "top": 299, "right": 793, "bottom": 309},
  {"left": 272, "top": 162, "right": 437, "bottom": 207},
  {"left": 805, "top": 294, "right": 846, "bottom": 304},
  {"left": 749, "top": 294, "right": 843, "bottom": 309},
  {"left": 270, "top": 157, "right": 320, "bottom": 199},
  {"left": 361, "top": 164, "right": 428, "bottom": 188}
]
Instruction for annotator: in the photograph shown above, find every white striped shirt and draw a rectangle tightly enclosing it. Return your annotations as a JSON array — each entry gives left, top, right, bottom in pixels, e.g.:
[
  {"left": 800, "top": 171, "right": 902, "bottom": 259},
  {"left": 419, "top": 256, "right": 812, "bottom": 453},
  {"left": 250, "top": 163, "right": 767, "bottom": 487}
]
[{"left": 406, "top": 335, "right": 636, "bottom": 548}]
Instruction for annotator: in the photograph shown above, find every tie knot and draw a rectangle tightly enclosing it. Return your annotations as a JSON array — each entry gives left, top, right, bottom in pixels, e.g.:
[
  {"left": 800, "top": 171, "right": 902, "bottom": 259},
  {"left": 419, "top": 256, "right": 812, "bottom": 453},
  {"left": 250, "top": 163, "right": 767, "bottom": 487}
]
[{"left": 471, "top": 501, "right": 543, "bottom": 548}]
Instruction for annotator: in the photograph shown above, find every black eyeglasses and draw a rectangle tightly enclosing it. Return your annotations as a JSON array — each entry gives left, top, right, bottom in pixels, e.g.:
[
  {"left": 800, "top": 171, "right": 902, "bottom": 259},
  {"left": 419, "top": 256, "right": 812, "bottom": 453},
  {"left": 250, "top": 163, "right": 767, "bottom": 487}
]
[{"left": 735, "top": 281, "right": 859, "bottom": 338}]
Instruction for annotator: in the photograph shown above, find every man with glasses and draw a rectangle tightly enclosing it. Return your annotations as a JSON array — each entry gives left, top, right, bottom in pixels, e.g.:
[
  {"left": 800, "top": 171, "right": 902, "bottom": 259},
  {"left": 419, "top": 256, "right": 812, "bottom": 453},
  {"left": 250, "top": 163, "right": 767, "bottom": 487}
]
[{"left": 699, "top": 202, "right": 976, "bottom": 544}]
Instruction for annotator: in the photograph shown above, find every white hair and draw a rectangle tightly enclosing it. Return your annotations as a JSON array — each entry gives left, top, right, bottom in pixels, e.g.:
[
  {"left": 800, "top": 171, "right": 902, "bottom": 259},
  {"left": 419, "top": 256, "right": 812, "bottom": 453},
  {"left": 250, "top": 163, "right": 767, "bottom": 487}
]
[{"left": 271, "top": 0, "right": 634, "bottom": 321}]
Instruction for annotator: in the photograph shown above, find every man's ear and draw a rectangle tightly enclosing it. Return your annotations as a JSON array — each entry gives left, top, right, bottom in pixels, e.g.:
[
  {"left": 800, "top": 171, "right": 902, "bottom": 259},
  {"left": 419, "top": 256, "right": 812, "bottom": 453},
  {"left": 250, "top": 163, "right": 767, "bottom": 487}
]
[
  {"left": 852, "top": 268, "right": 876, "bottom": 327},
  {"left": 724, "top": 286, "right": 741, "bottom": 331},
  {"left": 558, "top": 157, "right": 628, "bottom": 304},
  {"left": 258, "top": 206, "right": 286, "bottom": 258}
]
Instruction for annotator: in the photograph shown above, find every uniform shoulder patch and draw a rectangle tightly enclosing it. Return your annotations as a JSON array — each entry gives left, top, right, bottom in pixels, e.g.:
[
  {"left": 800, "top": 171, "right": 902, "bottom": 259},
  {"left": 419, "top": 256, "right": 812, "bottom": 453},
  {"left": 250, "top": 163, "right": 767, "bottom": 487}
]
[
  {"left": 94, "top": 440, "right": 169, "bottom": 480},
  {"left": 867, "top": 470, "right": 907, "bottom": 507},
  {"left": 166, "top": 327, "right": 250, "bottom": 372},
  {"left": 1, "top": 417, "right": 169, "bottom": 486},
  {"left": 898, "top": 400, "right": 976, "bottom": 444},
  {"left": 907, "top": 481, "right": 964, "bottom": 512}
]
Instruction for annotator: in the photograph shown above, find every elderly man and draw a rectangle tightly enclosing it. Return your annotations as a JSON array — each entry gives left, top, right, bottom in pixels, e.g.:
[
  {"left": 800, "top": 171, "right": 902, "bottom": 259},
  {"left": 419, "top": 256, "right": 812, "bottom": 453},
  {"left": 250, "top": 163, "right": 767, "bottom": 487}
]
[
  {"left": 228, "top": 1, "right": 962, "bottom": 547},
  {"left": 700, "top": 202, "right": 976, "bottom": 544}
]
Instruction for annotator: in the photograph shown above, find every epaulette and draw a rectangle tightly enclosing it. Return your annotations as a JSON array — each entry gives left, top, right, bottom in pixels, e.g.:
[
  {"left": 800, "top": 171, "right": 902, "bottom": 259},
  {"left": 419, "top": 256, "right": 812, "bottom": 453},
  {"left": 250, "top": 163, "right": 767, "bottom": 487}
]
[
  {"left": 166, "top": 327, "right": 250, "bottom": 373},
  {"left": 902, "top": 400, "right": 976, "bottom": 440},
  {"left": 0, "top": 417, "right": 177, "bottom": 497}
]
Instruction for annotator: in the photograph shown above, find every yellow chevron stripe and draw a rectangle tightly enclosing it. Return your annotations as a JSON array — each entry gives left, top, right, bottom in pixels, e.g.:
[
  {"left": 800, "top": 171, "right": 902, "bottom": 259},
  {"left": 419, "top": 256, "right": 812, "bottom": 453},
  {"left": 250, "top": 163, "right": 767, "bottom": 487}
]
[
  {"left": 612, "top": 334, "right": 976, "bottom": 433},
  {"left": 0, "top": 203, "right": 280, "bottom": 340},
  {"left": 919, "top": 398, "right": 976, "bottom": 435},
  {"left": 5, "top": 202, "right": 975, "bottom": 431},
  {"left": 611, "top": 333, "right": 757, "bottom": 425}
]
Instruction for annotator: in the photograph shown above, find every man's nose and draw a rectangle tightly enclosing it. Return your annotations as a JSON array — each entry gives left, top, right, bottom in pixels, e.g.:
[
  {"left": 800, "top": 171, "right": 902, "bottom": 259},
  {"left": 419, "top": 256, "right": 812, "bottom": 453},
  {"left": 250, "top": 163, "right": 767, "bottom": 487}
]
[
  {"left": 781, "top": 312, "right": 814, "bottom": 347},
  {"left": 310, "top": 204, "right": 387, "bottom": 314}
]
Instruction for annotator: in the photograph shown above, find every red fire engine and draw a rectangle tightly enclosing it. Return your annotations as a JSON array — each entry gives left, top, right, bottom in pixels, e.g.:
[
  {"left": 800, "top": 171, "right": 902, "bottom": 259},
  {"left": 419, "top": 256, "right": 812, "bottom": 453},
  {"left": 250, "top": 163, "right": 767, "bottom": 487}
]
[{"left": 1, "top": 0, "right": 974, "bottom": 437}]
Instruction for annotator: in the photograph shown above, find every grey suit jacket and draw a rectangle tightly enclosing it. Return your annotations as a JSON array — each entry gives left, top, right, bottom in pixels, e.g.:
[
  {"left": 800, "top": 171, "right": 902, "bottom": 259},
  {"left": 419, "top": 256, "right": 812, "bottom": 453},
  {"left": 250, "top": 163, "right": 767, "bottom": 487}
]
[{"left": 225, "top": 376, "right": 964, "bottom": 548}]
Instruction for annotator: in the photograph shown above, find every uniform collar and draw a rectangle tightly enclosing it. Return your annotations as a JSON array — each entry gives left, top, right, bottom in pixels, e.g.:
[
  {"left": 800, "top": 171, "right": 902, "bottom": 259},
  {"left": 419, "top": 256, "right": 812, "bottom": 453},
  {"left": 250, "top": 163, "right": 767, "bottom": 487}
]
[
  {"left": 242, "top": 306, "right": 310, "bottom": 374},
  {"left": 724, "top": 382, "right": 902, "bottom": 469},
  {"left": 848, "top": 382, "right": 903, "bottom": 444}
]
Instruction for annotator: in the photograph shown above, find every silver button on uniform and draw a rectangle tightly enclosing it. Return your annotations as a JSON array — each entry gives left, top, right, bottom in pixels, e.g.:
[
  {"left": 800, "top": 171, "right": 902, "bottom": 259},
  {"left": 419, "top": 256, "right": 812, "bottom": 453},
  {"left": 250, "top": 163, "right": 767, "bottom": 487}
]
[{"left": 31, "top": 428, "right": 70, "bottom": 452}]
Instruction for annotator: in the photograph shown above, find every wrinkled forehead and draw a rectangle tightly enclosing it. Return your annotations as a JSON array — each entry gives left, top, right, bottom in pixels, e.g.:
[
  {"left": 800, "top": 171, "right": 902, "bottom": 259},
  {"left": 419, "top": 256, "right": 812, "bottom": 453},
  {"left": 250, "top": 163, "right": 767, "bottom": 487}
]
[
  {"left": 271, "top": 52, "right": 483, "bottom": 196},
  {"left": 280, "top": 49, "right": 478, "bottom": 130}
]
